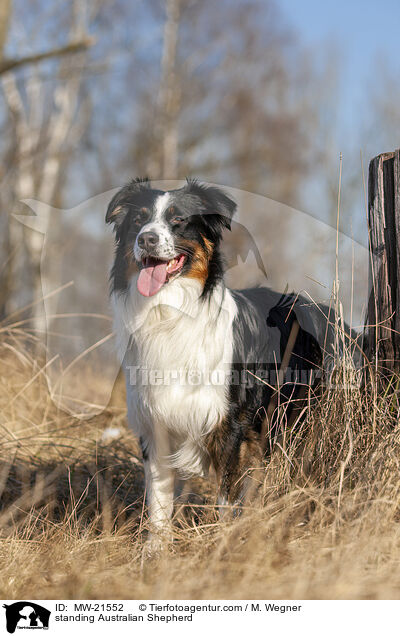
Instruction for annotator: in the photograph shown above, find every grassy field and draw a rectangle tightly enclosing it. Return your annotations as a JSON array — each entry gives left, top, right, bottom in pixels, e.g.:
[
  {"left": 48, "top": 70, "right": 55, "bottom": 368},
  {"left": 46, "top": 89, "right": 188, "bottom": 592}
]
[{"left": 1, "top": 327, "right": 400, "bottom": 600}]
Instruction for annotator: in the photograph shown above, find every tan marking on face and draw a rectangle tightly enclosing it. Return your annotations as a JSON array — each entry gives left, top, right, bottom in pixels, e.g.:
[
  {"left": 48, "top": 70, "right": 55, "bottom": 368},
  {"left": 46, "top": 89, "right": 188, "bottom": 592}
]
[{"left": 180, "top": 236, "right": 213, "bottom": 285}]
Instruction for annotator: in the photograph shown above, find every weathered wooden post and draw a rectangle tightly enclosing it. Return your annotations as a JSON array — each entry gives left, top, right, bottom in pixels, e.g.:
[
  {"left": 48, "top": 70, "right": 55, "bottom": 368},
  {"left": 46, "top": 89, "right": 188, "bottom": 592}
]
[{"left": 365, "top": 149, "right": 400, "bottom": 375}]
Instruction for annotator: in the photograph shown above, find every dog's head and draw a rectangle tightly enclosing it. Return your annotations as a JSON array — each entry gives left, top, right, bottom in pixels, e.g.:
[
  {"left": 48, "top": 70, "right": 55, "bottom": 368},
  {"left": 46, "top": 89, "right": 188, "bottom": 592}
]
[{"left": 106, "top": 178, "right": 236, "bottom": 297}]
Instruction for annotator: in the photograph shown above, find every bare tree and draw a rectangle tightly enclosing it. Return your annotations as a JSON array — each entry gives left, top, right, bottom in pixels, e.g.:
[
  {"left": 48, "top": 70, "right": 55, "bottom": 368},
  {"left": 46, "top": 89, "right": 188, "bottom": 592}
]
[
  {"left": 128, "top": 1, "right": 324, "bottom": 199},
  {"left": 0, "top": 0, "right": 94, "bottom": 327},
  {"left": 155, "top": 0, "right": 181, "bottom": 179},
  {"left": 123, "top": 0, "right": 328, "bottom": 290},
  {"left": 0, "top": 0, "right": 91, "bottom": 76}
]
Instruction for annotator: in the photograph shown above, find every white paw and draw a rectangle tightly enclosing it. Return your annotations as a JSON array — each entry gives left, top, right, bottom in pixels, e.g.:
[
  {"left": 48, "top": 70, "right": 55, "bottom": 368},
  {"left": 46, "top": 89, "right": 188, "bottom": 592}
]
[{"left": 141, "top": 530, "right": 173, "bottom": 562}]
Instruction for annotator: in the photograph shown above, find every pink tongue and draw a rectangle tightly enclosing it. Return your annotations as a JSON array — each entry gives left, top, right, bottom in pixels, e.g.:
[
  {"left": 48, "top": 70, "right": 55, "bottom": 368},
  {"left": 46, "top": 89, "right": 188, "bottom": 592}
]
[{"left": 137, "top": 259, "right": 168, "bottom": 297}]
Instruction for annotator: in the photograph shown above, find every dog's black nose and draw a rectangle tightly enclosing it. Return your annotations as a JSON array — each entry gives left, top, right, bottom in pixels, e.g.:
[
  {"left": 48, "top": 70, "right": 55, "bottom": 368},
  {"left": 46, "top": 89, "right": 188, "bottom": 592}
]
[{"left": 138, "top": 231, "right": 159, "bottom": 251}]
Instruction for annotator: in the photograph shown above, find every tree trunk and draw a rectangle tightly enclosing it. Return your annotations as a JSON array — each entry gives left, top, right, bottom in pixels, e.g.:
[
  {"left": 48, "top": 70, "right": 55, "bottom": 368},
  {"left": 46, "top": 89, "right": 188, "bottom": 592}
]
[
  {"left": 0, "top": 0, "right": 91, "bottom": 334},
  {"left": 147, "top": 0, "right": 181, "bottom": 179},
  {"left": 365, "top": 149, "right": 400, "bottom": 374}
]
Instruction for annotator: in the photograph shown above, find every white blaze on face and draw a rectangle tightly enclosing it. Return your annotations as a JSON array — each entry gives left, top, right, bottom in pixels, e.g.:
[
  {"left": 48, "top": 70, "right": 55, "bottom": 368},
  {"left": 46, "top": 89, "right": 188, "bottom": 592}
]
[
  {"left": 154, "top": 192, "right": 171, "bottom": 223},
  {"left": 134, "top": 192, "right": 175, "bottom": 262},
  {"left": 135, "top": 192, "right": 185, "bottom": 297}
]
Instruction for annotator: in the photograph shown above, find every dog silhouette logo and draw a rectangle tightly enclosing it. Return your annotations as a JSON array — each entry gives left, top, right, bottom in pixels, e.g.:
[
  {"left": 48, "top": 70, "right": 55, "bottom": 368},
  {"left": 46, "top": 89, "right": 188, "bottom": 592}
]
[{"left": 3, "top": 602, "right": 50, "bottom": 633}]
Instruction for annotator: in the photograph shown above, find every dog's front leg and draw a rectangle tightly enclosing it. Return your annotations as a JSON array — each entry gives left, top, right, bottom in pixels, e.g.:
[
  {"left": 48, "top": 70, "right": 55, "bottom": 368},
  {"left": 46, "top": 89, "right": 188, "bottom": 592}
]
[
  {"left": 141, "top": 435, "right": 175, "bottom": 553},
  {"left": 145, "top": 458, "right": 175, "bottom": 532}
]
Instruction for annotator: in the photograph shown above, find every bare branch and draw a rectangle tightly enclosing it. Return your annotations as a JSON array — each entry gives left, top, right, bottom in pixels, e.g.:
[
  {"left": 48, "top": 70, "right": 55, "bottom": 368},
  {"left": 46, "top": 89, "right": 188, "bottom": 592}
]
[{"left": 0, "top": 37, "right": 94, "bottom": 75}]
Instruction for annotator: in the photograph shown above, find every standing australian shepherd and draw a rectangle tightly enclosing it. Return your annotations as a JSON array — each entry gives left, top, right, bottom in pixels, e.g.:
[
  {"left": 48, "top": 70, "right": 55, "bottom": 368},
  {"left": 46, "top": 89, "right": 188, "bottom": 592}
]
[{"left": 106, "top": 178, "right": 334, "bottom": 547}]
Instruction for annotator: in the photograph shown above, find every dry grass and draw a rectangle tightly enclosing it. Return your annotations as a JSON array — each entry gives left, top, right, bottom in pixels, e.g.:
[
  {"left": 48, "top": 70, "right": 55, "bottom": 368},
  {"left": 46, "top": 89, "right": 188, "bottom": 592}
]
[{"left": 1, "top": 327, "right": 400, "bottom": 600}]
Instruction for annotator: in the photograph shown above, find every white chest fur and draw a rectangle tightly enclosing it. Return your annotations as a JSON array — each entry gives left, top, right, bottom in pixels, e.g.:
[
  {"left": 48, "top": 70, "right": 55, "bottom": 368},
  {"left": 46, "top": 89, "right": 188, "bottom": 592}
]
[{"left": 111, "top": 277, "right": 237, "bottom": 476}]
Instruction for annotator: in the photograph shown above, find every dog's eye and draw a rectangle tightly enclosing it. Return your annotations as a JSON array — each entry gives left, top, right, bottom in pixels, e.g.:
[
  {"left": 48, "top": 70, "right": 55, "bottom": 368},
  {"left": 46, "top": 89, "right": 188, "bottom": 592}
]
[
  {"left": 167, "top": 206, "right": 185, "bottom": 226},
  {"left": 170, "top": 216, "right": 184, "bottom": 225},
  {"left": 132, "top": 207, "right": 149, "bottom": 226}
]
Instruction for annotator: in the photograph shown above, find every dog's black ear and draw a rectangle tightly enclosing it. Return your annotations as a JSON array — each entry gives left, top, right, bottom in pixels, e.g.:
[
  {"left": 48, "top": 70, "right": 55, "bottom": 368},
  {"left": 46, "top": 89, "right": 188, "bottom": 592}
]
[
  {"left": 184, "top": 179, "right": 236, "bottom": 233},
  {"left": 106, "top": 177, "right": 151, "bottom": 226},
  {"left": 105, "top": 198, "right": 128, "bottom": 227}
]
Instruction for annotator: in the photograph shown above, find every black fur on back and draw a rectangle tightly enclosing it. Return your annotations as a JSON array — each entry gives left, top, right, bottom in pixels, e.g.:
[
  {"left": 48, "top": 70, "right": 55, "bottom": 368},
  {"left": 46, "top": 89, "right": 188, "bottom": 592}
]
[{"left": 229, "top": 287, "right": 333, "bottom": 436}]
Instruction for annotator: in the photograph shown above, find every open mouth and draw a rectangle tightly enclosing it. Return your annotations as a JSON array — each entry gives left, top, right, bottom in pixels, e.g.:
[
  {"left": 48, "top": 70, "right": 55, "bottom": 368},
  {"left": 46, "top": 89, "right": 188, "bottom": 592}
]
[{"left": 137, "top": 254, "right": 186, "bottom": 297}]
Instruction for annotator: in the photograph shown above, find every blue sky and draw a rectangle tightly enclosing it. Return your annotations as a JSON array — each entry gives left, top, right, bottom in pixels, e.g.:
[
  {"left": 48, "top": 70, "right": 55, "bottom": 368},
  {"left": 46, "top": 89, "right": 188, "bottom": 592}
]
[
  {"left": 279, "top": 0, "right": 400, "bottom": 144},
  {"left": 67, "top": 0, "right": 399, "bottom": 245},
  {"left": 277, "top": 0, "right": 400, "bottom": 243}
]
